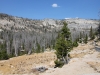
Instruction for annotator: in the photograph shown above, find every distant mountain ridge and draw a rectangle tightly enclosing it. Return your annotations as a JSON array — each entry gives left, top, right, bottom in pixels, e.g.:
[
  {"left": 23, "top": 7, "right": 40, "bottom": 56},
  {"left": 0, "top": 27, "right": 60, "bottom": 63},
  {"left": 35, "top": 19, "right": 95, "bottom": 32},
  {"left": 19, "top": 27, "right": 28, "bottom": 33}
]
[{"left": 0, "top": 13, "right": 99, "bottom": 32}]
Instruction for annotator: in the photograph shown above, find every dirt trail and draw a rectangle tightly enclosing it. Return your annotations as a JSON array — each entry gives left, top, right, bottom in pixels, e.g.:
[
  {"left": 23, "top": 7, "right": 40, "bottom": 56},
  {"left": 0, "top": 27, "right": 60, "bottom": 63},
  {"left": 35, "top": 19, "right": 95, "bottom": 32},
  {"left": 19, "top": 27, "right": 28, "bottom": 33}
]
[{"left": 40, "top": 41, "right": 100, "bottom": 75}]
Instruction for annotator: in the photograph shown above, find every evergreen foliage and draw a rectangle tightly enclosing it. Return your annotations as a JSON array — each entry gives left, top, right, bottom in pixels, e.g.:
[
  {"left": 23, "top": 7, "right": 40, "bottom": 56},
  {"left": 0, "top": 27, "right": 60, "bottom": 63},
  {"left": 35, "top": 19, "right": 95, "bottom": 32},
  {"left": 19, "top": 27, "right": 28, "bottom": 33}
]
[
  {"left": 97, "top": 23, "right": 100, "bottom": 39},
  {"left": 79, "top": 32, "right": 82, "bottom": 43},
  {"left": 79, "top": 32, "right": 82, "bottom": 39},
  {"left": 55, "top": 22, "right": 72, "bottom": 67},
  {"left": 73, "top": 40, "right": 78, "bottom": 47},
  {"left": 84, "top": 34, "right": 88, "bottom": 44},
  {"left": 36, "top": 42, "right": 41, "bottom": 53},
  {"left": 0, "top": 50, "right": 9, "bottom": 60},
  {"left": 55, "top": 36, "right": 68, "bottom": 59},
  {"left": 54, "top": 59, "right": 64, "bottom": 68},
  {"left": 0, "top": 42, "right": 9, "bottom": 60},
  {"left": 61, "top": 22, "right": 71, "bottom": 40},
  {"left": 89, "top": 26, "right": 95, "bottom": 40}
]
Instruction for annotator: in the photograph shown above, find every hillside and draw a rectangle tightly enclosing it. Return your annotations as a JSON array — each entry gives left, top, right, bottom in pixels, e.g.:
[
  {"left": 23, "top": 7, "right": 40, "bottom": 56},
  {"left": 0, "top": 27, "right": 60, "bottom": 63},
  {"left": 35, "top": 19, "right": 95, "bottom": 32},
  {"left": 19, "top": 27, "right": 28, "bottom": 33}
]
[
  {"left": 0, "top": 13, "right": 99, "bottom": 32},
  {"left": 0, "top": 13, "right": 99, "bottom": 40},
  {"left": 0, "top": 13, "right": 99, "bottom": 57}
]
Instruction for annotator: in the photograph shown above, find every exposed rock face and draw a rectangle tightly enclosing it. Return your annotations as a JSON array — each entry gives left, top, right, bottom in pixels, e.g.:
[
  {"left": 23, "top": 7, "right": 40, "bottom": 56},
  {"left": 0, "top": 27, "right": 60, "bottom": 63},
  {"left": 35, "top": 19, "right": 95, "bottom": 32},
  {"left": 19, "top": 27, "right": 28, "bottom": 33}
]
[{"left": 0, "top": 13, "right": 99, "bottom": 32}]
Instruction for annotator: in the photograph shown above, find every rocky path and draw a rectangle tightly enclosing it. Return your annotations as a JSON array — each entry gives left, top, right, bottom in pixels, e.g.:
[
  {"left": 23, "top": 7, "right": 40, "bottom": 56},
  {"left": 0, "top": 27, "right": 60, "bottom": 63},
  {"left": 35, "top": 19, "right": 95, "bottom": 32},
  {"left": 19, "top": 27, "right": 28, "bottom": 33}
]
[{"left": 40, "top": 41, "right": 100, "bottom": 75}]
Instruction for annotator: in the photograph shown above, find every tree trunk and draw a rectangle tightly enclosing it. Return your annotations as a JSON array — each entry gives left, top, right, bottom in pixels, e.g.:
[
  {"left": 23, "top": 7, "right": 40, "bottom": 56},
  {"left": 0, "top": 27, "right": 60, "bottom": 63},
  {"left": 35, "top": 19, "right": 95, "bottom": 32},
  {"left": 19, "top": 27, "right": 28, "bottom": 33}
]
[
  {"left": 65, "top": 53, "right": 70, "bottom": 64},
  {"left": 6, "top": 41, "right": 10, "bottom": 55}
]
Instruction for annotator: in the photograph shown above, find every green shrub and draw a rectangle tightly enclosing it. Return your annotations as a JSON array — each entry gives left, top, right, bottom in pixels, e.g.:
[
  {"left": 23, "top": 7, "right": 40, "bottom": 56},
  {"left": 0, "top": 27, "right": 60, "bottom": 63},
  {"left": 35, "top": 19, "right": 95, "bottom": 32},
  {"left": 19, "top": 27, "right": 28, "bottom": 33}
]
[
  {"left": 0, "top": 50, "right": 9, "bottom": 60},
  {"left": 84, "top": 34, "right": 88, "bottom": 44},
  {"left": 73, "top": 40, "right": 78, "bottom": 47},
  {"left": 54, "top": 59, "right": 64, "bottom": 68}
]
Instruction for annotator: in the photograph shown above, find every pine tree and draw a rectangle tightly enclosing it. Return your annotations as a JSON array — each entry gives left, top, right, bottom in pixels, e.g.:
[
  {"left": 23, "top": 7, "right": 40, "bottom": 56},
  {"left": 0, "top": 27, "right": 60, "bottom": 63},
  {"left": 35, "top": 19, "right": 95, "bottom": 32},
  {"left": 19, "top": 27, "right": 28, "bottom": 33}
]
[
  {"left": 89, "top": 26, "right": 95, "bottom": 40},
  {"left": 36, "top": 42, "right": 41, "bottom": 53},
  {"left": 84, "top": 34, "right": 88, "bottom": 44},
  {"left": 80, "top": 32, "right": 82, "bottom": 39},
  {"left": 55, "top": 22, "right": 72, "bottom": 67},
  {"left": 61, "top": 22, "right": 70, "bottom": 40},
  {"left": 55, "top": 36, "right": 68, "bottom": 59},
  {"left": 73, "top": 40, "right": 78, "bottom": 47},
  {"left": 97, "top": 23, "right": 100, "bottom": 39},
  {"left": 0, "top": 42, "right": 9, "bottom": 60},
  {"left": 97, "top": 11, "right": 100, "bottom": 40},
  {"left": 79, "top": 32, "right": 82, "bottom": 43}
]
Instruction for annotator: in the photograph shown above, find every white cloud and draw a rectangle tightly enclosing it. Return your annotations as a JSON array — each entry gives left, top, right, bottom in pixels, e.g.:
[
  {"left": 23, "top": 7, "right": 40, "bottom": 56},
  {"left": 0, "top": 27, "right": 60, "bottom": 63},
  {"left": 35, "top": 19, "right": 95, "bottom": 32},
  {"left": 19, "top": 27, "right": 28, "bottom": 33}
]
[
  {"left": 65, "top": 18, "right": 71, "bottom": 19},
  {"left": 52, "top": 3, "right": 60, "bottom": 7}
]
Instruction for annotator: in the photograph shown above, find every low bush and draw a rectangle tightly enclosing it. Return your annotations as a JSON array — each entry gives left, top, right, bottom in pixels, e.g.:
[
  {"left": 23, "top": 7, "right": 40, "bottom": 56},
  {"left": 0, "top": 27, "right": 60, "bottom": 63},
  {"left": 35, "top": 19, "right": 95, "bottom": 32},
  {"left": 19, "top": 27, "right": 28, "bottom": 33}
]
[{"left": 54, "top": 59, "right": 64, "bottom": 68}]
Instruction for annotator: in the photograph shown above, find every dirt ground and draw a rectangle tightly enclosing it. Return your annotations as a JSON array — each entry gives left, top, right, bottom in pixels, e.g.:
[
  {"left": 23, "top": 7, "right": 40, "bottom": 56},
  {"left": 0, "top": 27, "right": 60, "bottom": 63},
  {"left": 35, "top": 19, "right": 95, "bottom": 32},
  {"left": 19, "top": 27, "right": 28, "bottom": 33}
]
[
  {"left": 0, "top": 51, "right": 56, "bottom": 74},
  {"left": 40, "top": 41, "right": 100, "bottom": 75},
  {"left": 0, "top": 41, "right": 100, "bottom": 75}
]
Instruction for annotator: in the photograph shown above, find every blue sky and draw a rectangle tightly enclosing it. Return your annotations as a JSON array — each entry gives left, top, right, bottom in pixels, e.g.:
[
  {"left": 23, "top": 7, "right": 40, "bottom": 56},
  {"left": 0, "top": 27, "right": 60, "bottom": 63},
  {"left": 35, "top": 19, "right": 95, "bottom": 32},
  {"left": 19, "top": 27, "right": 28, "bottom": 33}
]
[{"left": 0, "top": 0, "right": 100, "bottom": 19}]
